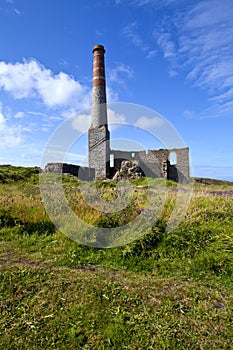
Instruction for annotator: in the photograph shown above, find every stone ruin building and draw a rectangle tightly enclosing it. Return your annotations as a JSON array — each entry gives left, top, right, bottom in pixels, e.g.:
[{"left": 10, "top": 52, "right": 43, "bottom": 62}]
[{"left": 45, "top": 45, "right": 190, "bottom": 183}]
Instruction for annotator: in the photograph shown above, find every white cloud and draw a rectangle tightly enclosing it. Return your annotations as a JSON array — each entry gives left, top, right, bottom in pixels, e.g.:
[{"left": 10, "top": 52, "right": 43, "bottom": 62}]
[
  {"left": 210, "top": 88, "right": 233, "bottom": 103},
  {"left": 0, "top": 59, "right": 91, "bottom": 110},
  {"left": 176, "top": 1, "right": 233, "bottom": 114},
  {"left": 71, "top": 108, "right": 126, "bottom": 133},
  {"left": 183, "top": 0, "right": 233, "bottom": 29},
  {"left": 0, "top": 103, "right": 23, "bottom": 149},
  {"left": 117, "top": 0, "right": 180, "bottom": 9},
  {"left": 109, "top": 63, "right": 134, "bottom": 83},
  {"left": 72, "top": 113, "right": 91, "bottom": 133},
  {"left": 106, "top": 87, "right": 119, "bottom": 102},
  {"left": 37, "top": 71, "right": 86, "bottom": 108},
  {"left": 0, "top": 109, "right": 5, "bottom": 127},
  {"left": 14, "top": 8, "right": 21, "bottom": 15},
  {"left": 122, "top": 22, "right": 143, "bottom": 48},
  {"left": 65, "top": 152, "right": 87, "bottom": 165},
  {"left": 141, "top": 0, "right": 233, "bottom": 115},
  {"left": 135, "top": 115, "right": 164, "bottom": 129},
  {"left": 14, "top": 111, "right": 25, "bottom": 119},
  {"left": 123, "top": 21, "right": 160, "bottom": 60},
  {"left": 146, "top": 49, "right": 157, "bottom": 59},
  {"left": 115, "top": 0, "right": 181, "bottom": 10},
  {"left": 108, "top": 109, "right": 126, "bottom": 125},
  {"left": 157, "top": 32, "right": 176, "bottom": 58}
]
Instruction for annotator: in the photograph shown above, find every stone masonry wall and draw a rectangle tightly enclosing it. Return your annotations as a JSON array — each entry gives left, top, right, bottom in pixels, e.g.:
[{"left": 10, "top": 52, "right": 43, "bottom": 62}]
[
  {"left": 91, "top": 89, "right": 108, "bottom": 128},
  {"left": 44, "top": 163, "right": 95, "bottom": 181},
  {"left": 88, "top": 125, "right": 110, "bottom": 178},
  {"left": 110, "top": 147, "right": 190, "bottom": 182},
  {"left": 44, "top": 147, "right": 189, "bottom": 183}
]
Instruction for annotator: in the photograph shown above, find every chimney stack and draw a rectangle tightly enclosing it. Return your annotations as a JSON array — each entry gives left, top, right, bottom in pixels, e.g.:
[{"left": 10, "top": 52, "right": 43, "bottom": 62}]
[
  {"left": 88, "top": 45, "right": 110, "bottom": 178},
  {"left": 91, "top": 44, "right": 108, "bottom": 128}
]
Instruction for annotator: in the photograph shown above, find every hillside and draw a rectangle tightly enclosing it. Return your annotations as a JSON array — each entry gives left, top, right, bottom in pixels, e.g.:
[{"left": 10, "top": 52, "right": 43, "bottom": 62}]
[
  {"left": 194, "top": 176, "right": 233, "bottom": 186},
  {"left": 0, "top": 165, "right": 233, "bottom": 349}
]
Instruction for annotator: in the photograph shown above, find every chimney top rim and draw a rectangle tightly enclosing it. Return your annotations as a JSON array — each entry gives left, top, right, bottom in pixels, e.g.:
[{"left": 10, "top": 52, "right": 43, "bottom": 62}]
[{"left": 93, "top": 45, "right": 105, "bottom": 53}]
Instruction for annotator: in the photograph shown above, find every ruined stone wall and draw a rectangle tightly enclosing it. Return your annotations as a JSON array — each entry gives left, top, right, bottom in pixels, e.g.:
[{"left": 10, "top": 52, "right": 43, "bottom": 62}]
[
  {"left": 44, "top": 147, "right": 189, "bottom": 183},
  {"left": 171, "top": 147, "right": 190, "bottom": 183},
  {"left": 110, "top": 147, "right": 190, "bottom": 182},
  {"left": 44, "top": 163, "right": 95, "bottom": 181},
  {"left": 110, "top": 150, "right": 164, "bottom": 178}
]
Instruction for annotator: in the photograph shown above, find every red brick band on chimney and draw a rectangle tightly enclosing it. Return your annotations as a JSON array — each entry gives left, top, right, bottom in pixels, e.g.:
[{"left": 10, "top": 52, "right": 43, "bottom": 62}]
[{"left": 92, "top": 45, "right": 106, "bottom": 88}]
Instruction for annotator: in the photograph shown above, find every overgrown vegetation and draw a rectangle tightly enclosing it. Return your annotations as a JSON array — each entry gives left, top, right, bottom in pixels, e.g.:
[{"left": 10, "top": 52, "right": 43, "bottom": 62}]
[
  {"left": 0, "top": 164, "right": 39, "bottom": 184},
  {"left": 0, "top": 165, "right": 233, "bottom": 349}
]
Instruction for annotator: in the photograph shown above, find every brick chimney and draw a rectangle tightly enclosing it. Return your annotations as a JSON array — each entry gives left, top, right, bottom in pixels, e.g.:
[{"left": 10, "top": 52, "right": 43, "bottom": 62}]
[
  {"left": 88, "top": 45, "right": 110, "bottom": 178},
  {"left": 91, "top": 44, "right": 108, "bottom": 127}
]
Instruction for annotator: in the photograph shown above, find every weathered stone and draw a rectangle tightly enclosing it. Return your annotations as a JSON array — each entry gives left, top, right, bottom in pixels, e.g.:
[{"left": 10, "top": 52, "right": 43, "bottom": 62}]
[
  {"left": 112, "top": 160, "right": 141, "bottom": 181},
  {"left": 88, "top": 125, "right": 110, "bottom": 178},
  {"left": 109, "top": 148, "right": 190, "bottom": 183},
  {"left": 44, "top": 163, "right": 95, "bottom": 181}
]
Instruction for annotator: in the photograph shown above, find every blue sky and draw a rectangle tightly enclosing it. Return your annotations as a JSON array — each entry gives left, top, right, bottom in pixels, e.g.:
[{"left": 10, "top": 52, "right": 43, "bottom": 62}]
[{"left": 0, "top": 0, "right": 233, "bottom": 180}]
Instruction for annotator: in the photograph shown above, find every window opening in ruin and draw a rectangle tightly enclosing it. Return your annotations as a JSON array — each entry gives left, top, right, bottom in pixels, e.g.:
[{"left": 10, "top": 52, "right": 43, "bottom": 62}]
[
  {"left": 110, "top": 154, "right": 114, "bottom": 167},
  {"left": 132, "top": 152, "right": 135, "bottom": 158},
  {"left": 169, "top": 151, "right": 177, "bottom": 165},
  {"left": 145, "top": 150, "right": 148, "bottom": 155}
]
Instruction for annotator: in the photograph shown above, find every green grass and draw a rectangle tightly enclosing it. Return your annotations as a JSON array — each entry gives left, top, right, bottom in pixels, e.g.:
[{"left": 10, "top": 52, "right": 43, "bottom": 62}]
[{"left": 0, "top": 165, "right": 233, "bottom": 349}]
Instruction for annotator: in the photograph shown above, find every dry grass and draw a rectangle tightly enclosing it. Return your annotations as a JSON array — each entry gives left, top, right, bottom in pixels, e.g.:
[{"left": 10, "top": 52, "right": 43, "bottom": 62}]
[{"left": 0, "top": 167, "right": 233, "bottom": 349}]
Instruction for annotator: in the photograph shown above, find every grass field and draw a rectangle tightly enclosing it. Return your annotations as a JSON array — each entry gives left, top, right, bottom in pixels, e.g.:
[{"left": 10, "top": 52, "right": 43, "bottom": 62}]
[{"left": 0, "top": 165, "right": 233, "bottom": 349}]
